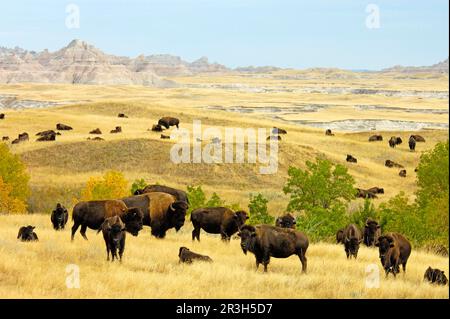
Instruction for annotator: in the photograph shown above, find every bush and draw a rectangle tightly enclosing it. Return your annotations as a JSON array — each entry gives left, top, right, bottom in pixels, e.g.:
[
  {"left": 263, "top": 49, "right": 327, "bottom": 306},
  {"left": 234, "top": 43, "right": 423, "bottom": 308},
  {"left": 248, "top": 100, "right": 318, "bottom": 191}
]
[
  {"left": 349, "top": 199, "right": 378, "bottom": 229},
  {"left": 186, "top": 185, "right": 207, "bottom": 215},
  {"left": 206, "top": 192, "right": 224, "bottom": 207},
  {"left": 80, "top": 171, "right": 129, "bottom": 201},
  {"left": 0, "top": 143, "right": 30, "bottom": 203},
  {"left": 248, "top": 193, "right": 274, "bottom": 225},
  {"left": 0, "top": 177, "right": 27, "bottom": 214},
  {"left": 130, "top": 178, "right": 147, "bottom": 195}
]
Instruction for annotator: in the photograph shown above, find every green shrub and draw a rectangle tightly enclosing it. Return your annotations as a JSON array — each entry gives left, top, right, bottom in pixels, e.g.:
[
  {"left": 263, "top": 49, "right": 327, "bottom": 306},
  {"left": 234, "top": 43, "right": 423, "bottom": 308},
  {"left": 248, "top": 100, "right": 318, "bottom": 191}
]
[
  {"left": 349, "top": 199, "right": 379, "bottom": 229},
  {"left": 248, "top": 193, "right": 274, "bottom": 225},
  {"left": 130, "top": 178, "right": 147, "bottom": 195}
]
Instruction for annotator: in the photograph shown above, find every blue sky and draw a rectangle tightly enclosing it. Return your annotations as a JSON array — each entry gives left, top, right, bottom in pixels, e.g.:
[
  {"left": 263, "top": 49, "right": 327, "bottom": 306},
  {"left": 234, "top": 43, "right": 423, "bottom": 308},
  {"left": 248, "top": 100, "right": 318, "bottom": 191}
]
[{"left": 0, "top": 0, "right": 448, "bottom": 70}]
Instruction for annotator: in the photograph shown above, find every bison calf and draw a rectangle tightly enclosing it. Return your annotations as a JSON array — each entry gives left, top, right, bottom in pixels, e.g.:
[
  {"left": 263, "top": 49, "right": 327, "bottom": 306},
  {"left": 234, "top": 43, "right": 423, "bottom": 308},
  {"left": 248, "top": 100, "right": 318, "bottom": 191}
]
[
  {"left": 51, "top": 203, "right": 69, "bottom": 230},
  {"left": 178, "top": 247, "right": 212, "bottom": 264},
  {"left": 99, "top": 215, "right": 126, "bottom": 262},
  {"left": 238, "top": 225, "right": 309, "bottom": 273},
  {"left": 424, "top": 267, "right": 448, "bottom": 285},
  {"left": 376, "top": 233, "right": 411, "bottom": 277},
  {"left": 17, "top": 225, "right": 39, "bottom": 242}
]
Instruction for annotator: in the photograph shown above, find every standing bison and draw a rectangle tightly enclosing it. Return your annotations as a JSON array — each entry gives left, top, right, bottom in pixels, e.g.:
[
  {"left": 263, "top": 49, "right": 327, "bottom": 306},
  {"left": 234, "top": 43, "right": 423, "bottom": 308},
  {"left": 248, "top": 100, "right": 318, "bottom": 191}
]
[
  {"left": 134, "top": 184, "right": 189, "bottom": 204},
  {"left": 71, "top": 200, "right": 143, "bottom": 241},
  {"left": 363, "top": 218, "right": 381, "bottom": 247},
  {"left": 389, "top": 136, "right": 402, "bottom": 148},
  {"left": 408, "top": 136, "right": 416, "bottom": 151},
  {"left": 51, "top": 203, "right": 69, "bottom": 230},
  {"left": 343, "top": 224, "right": 363, "bottom": 259},
  {"left": 122, "top": 192, "right": 188, "bottom": 238},
  {"left": 190, "top": 207, "right": 248, "bottom": 241},
  {"left": 275, "top": 213, "right": 296, "bottom": 229},
  {"left": 99, "top": 215, "right": 126, "bottom": 262},
  {"left": 336, "top": 228, "right": 344, "bottom": 244},
  {"left": 238, "top": 225, "right": 309, "bottom": 273},
  {"left": 158, "top": 117, "right": 180, "bottom": 129},
  {"left": 376, "top": 233, "right": 411, "bottom": 277}
]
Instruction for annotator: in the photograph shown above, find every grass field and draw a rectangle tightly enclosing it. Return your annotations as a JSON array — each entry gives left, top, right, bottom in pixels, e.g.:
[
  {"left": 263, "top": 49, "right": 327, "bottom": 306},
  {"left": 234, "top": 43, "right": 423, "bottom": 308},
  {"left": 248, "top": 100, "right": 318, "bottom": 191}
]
[{"left": 0, "top": 214, "right": 448, "bottom": 299}]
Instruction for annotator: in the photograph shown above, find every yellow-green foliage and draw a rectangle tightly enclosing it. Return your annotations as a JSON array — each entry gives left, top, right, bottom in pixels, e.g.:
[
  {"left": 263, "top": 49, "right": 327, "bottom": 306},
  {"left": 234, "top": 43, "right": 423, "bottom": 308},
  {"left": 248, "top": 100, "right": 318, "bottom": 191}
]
[
  {"left": 80, "top": 170, "right": 129, "bottom": 201},
  {"left": 0, "top": 177, "right": 27, "bottom": 214}
]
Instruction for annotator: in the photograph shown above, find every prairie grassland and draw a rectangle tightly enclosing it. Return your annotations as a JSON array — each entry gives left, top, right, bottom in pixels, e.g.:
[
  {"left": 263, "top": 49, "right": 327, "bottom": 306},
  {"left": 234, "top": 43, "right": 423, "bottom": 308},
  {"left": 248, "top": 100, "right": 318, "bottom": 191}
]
[{"left": 0, "top": 214, "right": 448, "bottom": 299}]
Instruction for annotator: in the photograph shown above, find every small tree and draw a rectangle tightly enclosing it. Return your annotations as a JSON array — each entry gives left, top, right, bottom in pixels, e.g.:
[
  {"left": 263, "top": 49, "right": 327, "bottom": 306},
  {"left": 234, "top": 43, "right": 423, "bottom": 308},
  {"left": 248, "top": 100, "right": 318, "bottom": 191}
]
[
  {"left": 81, "top": 171, "right": 129, "bottom": 201},
  {"left": 248, "top": 193, "right": 274, "bottom": 225},
  {"left": 0, "top": 177, "right": 27, "bottom": 214},
  {"left": 186, "top": 185, "right": 206, "bottom": 214},
  {"left": 130, "top": 178, "right": 147, "bottom": 195},
  {"left": 206, "top": 192, "right": 224, "bottom": 207},
  {"left": 0, "top": 143, "right": 30, "bottom": 202},
  {"left": 350, "top": 199, "right": 378, "bottom": 229}
]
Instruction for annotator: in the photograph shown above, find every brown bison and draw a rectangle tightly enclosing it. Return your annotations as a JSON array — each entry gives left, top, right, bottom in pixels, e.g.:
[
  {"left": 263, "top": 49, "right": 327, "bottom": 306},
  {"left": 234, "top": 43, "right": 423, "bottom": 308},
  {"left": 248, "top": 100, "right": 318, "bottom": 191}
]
[
  {"left": 17, "top": 225, "right": 39, "bottom": 242},
  {"left": 343, "top": 224, "right": 363, "bottom": 259},
  {"left": 178, "top": 247, "right": 213, "bottom": 264},
  {"left": 346, "top": 154, "right": 357, "bottom": 163},
  {"left": 424, "top": 267, "right": 448, "bottom": 285},
  {"left": 325, "top": 129, "right": 334, "bottom": 136},
  {"left": 71, "top": 200, "right": 143, "bottom": 241},
  {"left": 385, "top": 160, "right": 404, "bottom": 168},
  {"left": 36, "top": 130, "right": 56, "bottom": 141},
  {"left": 190, "top": 207, "right": 248, "bottom": 241},
  {"left": 275, "top": 213, "right": 296, "bottom": 229},
  {"left": 118, "top": 113, "right": 128, "bottom": 118},
  {"left": 56, "top": 123, "right": 73, "bottom": 130},
  {"left": 375, "top": 233, "right": 411, "bottom": 277},
  {"left": 408, "top": 136, "right": 416, "bottom": 151},
  {"left": 161, "top": 134, "right": 170, "bottom": 139},
  {"left": 99, "top": 215, "right": 126, "bottom": 262},
  {"left": 410, "top": 134, "right": 425, "bottom": 142},
  {"left": 399, "top": 169, "right": 407, "bottom": 177},
  {"left": 110, "top": 126, "right": 122, "bottom": 133},
  {"left": 367, "top": 187, "right": 384, "bottom": 194},
  {"left": 51, "top": 203, "right": 69, "bottom": 230},
  {"left": 272, "top": 127, "right": 287, "bottom": 134},
  {"left": 122, "top": 192, "right": 188, "bottom": 238},
  {"left": 151, "top": 124, "right": 164, "bottom": 132},
  {"left": 336, "top": 228, "right": 344, "bottom": 244},
  {"left": 134, "top": 184, "right": 189, "bottom": 204},
  {"left": 0, "top": 113, "right": 4, "bottom": 119},
  {"left": 11, "top": 138, "right": 20, "bottom": 144},
  {"left": 2, "top": 136, "right": 9, "bottom": 141},
  {"left": 356, "top": 188, "right": 378, "bottom": 199},
  {"left": 87, "top": 137, "right": 104, "bottom": 141},
  {"left": 363, "top": 218, "right": 381, "bottom": 247},
  {"left": 368, "top": 134, "right": 383, "bottom": 142},
  {"left": 389, "top": 136, "right": 402, "bottom": 148},
  {"left": 158, "top": 117, "right": 180, "bottom": 129},
  {"left": 18, "top": 132, "right": 29, "bottom": 142},
  {"left": 89, "top": 128, "right": 102, "bottom": 134},
  {"left": 238, "top": 224, "right": 309, "bottom": 273}
]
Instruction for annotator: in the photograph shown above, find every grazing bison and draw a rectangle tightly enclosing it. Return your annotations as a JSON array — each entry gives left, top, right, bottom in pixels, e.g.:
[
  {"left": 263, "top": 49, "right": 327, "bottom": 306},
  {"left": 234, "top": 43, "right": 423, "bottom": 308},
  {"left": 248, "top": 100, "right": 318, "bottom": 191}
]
[
  {"left": 238, "top": 224, "right": 309, "bottom": 273},
  {"left": 110, "top": 126, "right": 122, "bottom": 133},
  {"left": 343, "top": 224, "right": 363, "bottom": 259},
  {"left": 267, "top": 135, "right": 281, "bottom": 141},
  {"left": 346, "top": 154, "right": 357, "bottom": 163},
  {"left": 272, "top": 127, "right": 287, "bottom": 134},
  {"left": 151, "top": 124, "right": 164, "bottom": 132},
  {"left": 18, "top": 132, "right": 29, "bottom": 142},
  {"left": 356, "top": 188, "right": 378, "bottom": 199},
  {"left": 71, "top": 200, "right": 143, "bottom": 241},
  {"left": 122, "top": 192, "right": 188, "bottom": 238},
  {"left": 135, "top": 184, "right": 189, "bottom": 204},
  {"left": 51, "top": 203, "right": 69, "bottom": 230},
  {"left": 161, "top": 134, "right": 170, "bottom": 139},
  {"left": 410, "top": 134, "right": 425, "bottom": 142},
  {"left": 0, "top": 113, "right": 4, "bottom": 119},
  {"left": 2, "top": 136, "right": 9, "bottom": 141},
  {"left": 368, "top": 134, "right": 383, "bottom": 142},
  {"left": 275, "top": 213, "right": 296, "bottom": 229},
  {"left": 325, "top": 129, "right": 334, "bottom": 136},
  {"left": 36, "top": 130, "right": 56, "bottom": 141},
  {"left": 89, "top": 128, "right": 102, "bottom": 134},
  {"left": 11, "top": 138, "right": 20, "bottom": 144},
  {"left": 158, "top": 117, "right": 180, "bottom": 129},
  {"left": 375, "top": 233, "right": 411, "bottom": 277},
  {"left": 118, "top": 113, "right": 128, "bottom": 118},
  {"left": 367, "top": 187, "right": 384, "bottom": 194},
  {"left": 389, "top": 136, "right": 402, "bottom": 148},
  {"left": 363, "top": 218, "right": 381, "bottom": 247},
  {"left": 336, "top": 228, "right": 344, "bottom": 244},
  {"left": 424, "top": 267, "right": 448, "bottom": 286},
  {"left": 17, "top": 226, "right": 38, "bottom": 242},
  {"left": 178, "top": 247, "right": 213, "bottom": 264},
  {"left": 99, "top": 215, "right": 126, "bottom": 262},
  {"left": 408, "top": 136, "right": 416, "bottom": 151},
  {"left": 399, "top": 169, "right": 407, "bottom": 177},
  {"left": 385, "top": 160, "right": 404, "bottom": 168},
  {"left": 56, "top": 123, "right": 72, "bottom": 130},
  {"left": 191, "top": 207, "right": 248, "bottom": 241},
  {"left": 87, "top": 137, "right": 104, "bottom": 141}
]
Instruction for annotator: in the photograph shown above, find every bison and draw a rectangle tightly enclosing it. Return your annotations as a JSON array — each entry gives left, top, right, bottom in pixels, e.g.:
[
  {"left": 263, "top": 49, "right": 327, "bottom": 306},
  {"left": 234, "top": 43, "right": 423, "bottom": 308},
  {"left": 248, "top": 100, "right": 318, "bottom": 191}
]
[
  {"left": 11, "top": 138, "right": 20, "bottom": 144},
  {"left": 51, "top": 203, "right": 69, "bottom": 230},
  {"left": 71, "top": 200, "right": 143, "bottom": 241},
  {"left": 110, "top": 126, "right": 122, "bottom": 133},
  {"left": 368, "top": 134, "right": 383, "bottom": 142},
  {"left": 346, "top": 154, "right": 357, "bottom": 163},
  {"left": 408, "top": 136, "right": 416, "bottom": 151},
  {"left": 36, "top": 130, "right": 56, "bottom": 141},
  {"left": 275, "top": 213, "right": 296, "bottom": 229},
  {"left": 161, "top": 134, "right": 170, "bottom": 139},
  {"left": 89, "top": 128, "right": 102, "bottom": 134},
  {"left": 424, "top": 267, "right": 448, "bottom": 285},
  {"left": 178, "top": 247, "right": 213, "bottom": 264},
  {"left": 389, "top": 136, "right": 402, "bottom": 148},
  {"left": 363, "top": 218, "right": 381, "bottom": 247},
  {"left": 385, "top": 160, "right": 404, "bottom": 168},
  {"left": 151, "top": 124, "right": 164, "bottom": 132},
  {"left": 191, "top": 207, "right": 248, "bottom": 241},
  {"left": 325, "top": 129, "right": 334, "bottom": 136},
  {"left": 272, "top": 127, "right": 287, "bottom": 134},
  {"left": 2, "top": 136, "right": 9, "bottom": 141},
  {"left": 99, "top": 215, "right": 126, "bottom": 262},
  {"left": 399, "top": 169, "right": 407, "bottom": 177},
  {"left": 343, "top": 224, "right": 363, "bottom": 259},
  {"left": 18, "top": 132, "right": 29, "bottom": 142},
  {"left": 336, "top": 228, "right": 344, "bottom": 244},
  {"left": 134, "top": 184, "right": 189, "bottom": 204},
  {"left": 87, "top": 137, "right": 104, "bottom": 141},
  {"left": 158, "top": 117, "right": 180, "bottom": 129},
  {"left": 118, "top": 113, "right": 128, "bottom": 118},
  {"left": 356, "top": 188, "right": 378, "bottom": 199},
  {"left": 56, "top": 123, "right": 73, "bottom": 130},
  {"left": 410, "top": 134, "right": 425, "bottom": 142},
  {"left": 122, "top": 192, "right": 188, "bottom": 238},
  {"left": 0, "top": 113, "right": 4, "bottom": 119},
  {"left": 238, "top": 224, "right": 309, "bottom": 273},
  {"left": 375, "top": 233, "right": 411, "bottom": 277},
  {"left": 17, "top": 225, "right": 39, "bottom": 242},
  {"left": 367, "top": 187, "right": 384, "bottom": 194}
]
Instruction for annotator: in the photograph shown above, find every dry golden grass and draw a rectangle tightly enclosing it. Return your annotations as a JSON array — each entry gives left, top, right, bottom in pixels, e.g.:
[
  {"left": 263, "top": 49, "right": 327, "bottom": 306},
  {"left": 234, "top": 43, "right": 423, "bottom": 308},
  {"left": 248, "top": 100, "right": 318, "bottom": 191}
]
[{"left": 0, "top": 214, "right": 447, "bottom": 299}]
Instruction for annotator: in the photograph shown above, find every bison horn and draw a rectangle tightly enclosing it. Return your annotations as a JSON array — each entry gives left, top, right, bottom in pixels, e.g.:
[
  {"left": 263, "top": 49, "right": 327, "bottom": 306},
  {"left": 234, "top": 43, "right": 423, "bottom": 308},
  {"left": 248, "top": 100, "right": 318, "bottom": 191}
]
[{"left": 169, "top": 203, "right": 175, "bottom": 211}]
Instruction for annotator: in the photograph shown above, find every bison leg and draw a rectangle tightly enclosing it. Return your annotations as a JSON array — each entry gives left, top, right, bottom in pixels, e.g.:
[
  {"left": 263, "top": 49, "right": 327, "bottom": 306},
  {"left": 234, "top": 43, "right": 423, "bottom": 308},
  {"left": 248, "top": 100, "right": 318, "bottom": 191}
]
[
  {"left": 119, "top": 239, "right": 125, "bottom": 262},
  {"left": 71, "top": 221, "right": 81, "bottom": 241},
  {"left": 106, "top": 243, "right": 110, "bottom": 261},
  {"left": 80, "top": 225, "right": 88, "bottom": 240},
  {"left": 298, "top": 250, "right": 308, "bottom": 274},
  {"left": 192, "top": 227, "right": 200, "bottom": 241}
]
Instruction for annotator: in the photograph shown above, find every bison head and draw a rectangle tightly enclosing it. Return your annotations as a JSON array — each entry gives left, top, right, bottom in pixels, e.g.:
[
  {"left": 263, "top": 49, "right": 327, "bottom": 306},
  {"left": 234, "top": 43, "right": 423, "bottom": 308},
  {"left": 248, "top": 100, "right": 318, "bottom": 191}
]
[
  {"left": 121, "top": 207, "right": 144, "bottom": 236},
  {"left": 237, "top": 225, "right": 257, "bottom": 255},
  {"left": 133, "top": 189, "right": 145, "bottom": 195},
  {"left": 53, "top": 203, "right": 67, "bottom": 223},
  {"left": 168, "top": 201, "right": 188, "bottom": 231},
  {"left": 276, "top": 214, "right": 296, "bottom": 229},
  {"left": 345, "top": 237, "right": 362, "bottom": 257},
  {"left": 375, "top": 235, "right": 394, "bottom": 259},
  {"left": 108, "top": 222, "right": 126, "bottom": 244},
  {"left": 364, "top": 219, "right": 380, "bottom": 238},
  {"left": 233, "top": 210, "right": 249, "bottom": 227}
]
